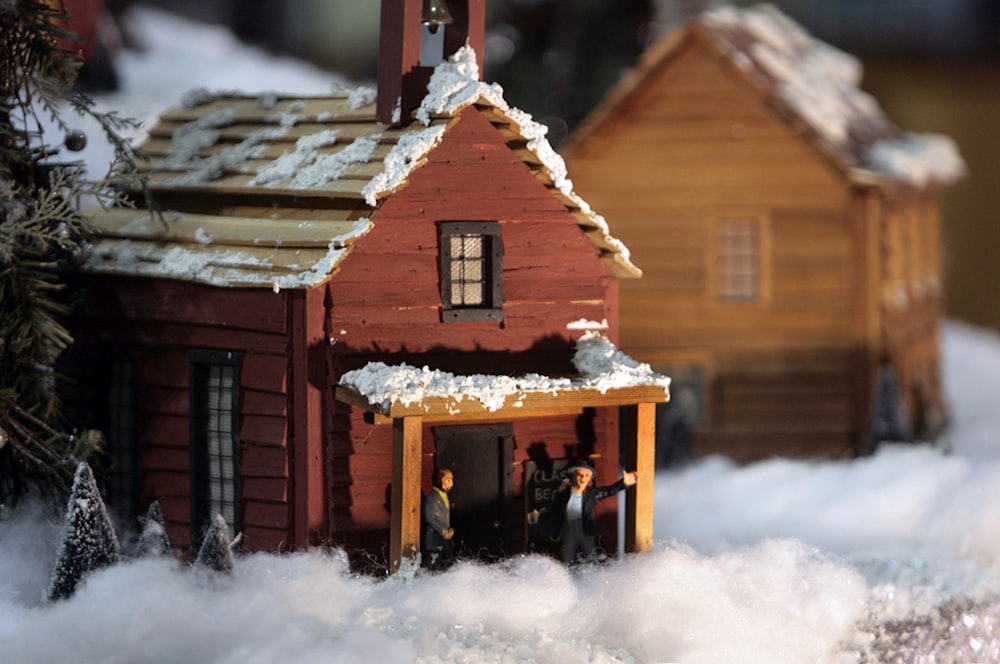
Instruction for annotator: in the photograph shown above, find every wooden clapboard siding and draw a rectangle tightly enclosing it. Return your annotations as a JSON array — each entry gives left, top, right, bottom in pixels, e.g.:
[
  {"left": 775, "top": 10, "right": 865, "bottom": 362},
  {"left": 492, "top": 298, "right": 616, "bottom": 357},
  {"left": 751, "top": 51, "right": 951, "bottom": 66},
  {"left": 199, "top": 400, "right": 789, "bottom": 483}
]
[
  {"left": 328, "top": 107, "right": 617, "bottom": 357},
  {"left": 562, "top": 32, "right": 880, "bottom": 461},
  {"left": 319, "top": 107, "right": 622, "bottom": 555},
  {"left": 68, "top": 81, "right": 645, "bottom": 561},
  {"left": 64, "top": 274, "right": 296, "bottom": 551}
]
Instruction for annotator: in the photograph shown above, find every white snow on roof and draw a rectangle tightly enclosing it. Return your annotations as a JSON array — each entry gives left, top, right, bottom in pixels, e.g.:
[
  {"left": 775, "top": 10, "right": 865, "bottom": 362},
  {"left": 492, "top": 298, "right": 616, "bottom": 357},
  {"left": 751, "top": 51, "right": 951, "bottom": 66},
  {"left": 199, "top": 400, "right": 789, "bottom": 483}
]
[
  {"left": 702, "top": 4, "right": 965, "bottom": 185},
  {"left": 566, "top": 318, "right": 609, "bottom": 331},
  {"left": 162, "top": 109, "right": 236, "bottom": 168},
  {"left": 865, "top": 132, "right": 967, "bottom": 186},
  {"left": 168, "top": 125, "right": 288, "bottom": 186},
  {"left": 81, "top": 218, "right": 373, "bottom": 288},
  {"left": 405, "top": 45, "right": 636, "bottom": 268},
  {"left": 339, "top": 332, "right": 669, "bottom": 412},
  {"left": 704, "top": 4, "right": 881, "bottom": 146},
  {"left": 362, "top": 124, "right": 447, "bottom": 206},
  {"left": 272, "top": 218, "right": 374, "bottom": 289},
  {"left": 287, "top": 134, "right": 381, "bottom": 190},
  {"left": 250, "top": 129, "right": 341, "bottom": 186}
]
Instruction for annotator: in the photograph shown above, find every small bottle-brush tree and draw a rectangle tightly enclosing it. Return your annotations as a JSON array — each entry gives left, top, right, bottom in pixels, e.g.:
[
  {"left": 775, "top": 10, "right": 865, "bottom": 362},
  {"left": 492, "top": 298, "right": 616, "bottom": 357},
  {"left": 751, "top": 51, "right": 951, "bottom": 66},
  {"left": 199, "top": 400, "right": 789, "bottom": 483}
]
[
  {"left": 194, "top": 514, "right": 235, "bottom": 575},
  {"left": 47, "top": 461, "right": 120, "bottom": 601},
  {"left": 136, "top": 499, "right": 172, "bottom": 558},
  {"left": 0, "top": 1, "right": 144, "bottom": 503}
]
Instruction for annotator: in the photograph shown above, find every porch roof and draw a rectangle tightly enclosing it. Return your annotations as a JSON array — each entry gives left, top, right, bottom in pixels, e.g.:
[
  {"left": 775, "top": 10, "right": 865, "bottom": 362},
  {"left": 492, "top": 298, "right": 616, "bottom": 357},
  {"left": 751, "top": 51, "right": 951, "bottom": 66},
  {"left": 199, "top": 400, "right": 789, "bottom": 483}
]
[
  {"left": 334, "top": 382, "right": 669, "bottom": 422},
  {"left": 333, "top": 337, "right": 669, "bottom": 573}
]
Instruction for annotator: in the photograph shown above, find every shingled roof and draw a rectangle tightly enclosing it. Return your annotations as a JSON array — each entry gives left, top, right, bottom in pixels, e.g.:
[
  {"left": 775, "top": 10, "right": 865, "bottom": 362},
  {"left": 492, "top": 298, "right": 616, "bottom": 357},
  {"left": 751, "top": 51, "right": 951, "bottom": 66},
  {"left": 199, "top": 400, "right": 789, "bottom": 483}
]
[
  {"left": 571, "top": 3, "right": 965, "bottom": 188},
  {"left": 81, "top": 47, "right": 640, "bottom": 289}
]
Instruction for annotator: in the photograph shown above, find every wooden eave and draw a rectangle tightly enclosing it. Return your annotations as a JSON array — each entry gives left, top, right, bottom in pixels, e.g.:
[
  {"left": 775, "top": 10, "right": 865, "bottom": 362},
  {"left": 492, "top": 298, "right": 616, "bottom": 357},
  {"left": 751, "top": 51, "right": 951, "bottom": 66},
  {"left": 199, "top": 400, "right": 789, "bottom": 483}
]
[
  {"left": 335, "top": 382, "right": 669, "bottom": 423},
  {"left": 562, "top": 27, "right": 691, "bottom": 154},
  {"left": 82, "top": 207, "right": 371, "bottom": 288}
]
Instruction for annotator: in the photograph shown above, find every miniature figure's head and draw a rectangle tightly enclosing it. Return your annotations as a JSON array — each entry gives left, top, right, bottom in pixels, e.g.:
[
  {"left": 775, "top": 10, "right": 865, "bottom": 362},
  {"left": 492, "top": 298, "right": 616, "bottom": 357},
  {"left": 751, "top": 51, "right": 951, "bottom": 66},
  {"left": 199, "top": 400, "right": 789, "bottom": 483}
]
[
  {"left": 568, "top": 465, "right": 594, "bottom": 491},
  {"left": 433, "top": 468, "right": 454, "bottom": 493}
]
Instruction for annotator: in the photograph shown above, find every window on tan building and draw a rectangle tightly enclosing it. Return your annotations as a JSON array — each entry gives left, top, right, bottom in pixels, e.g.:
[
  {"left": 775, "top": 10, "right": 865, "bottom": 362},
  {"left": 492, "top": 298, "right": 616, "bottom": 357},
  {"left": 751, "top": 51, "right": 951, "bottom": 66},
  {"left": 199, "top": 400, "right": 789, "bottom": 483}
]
[{"left": 711, "top": 214, "right": 769, "bottom": 304}]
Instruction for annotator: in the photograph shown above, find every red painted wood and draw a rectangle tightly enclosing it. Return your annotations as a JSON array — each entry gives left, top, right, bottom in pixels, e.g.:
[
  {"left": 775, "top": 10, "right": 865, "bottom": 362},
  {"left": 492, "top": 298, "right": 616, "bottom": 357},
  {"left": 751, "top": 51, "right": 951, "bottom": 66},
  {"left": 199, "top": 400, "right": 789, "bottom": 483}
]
[
  {"left": 243, "top": 500, "right": 289, "bottom": 530},
  {"left": 240, "top": 526, "right": 289, "bottom": 552},
  {"left": 139, "top": 415, "right": 189, "bottom": 449},
  {"left": 240, "top": 414, "right": 287, "bottom": 447},
  {"left": 242, "top": 477, "right": 289, "bottom": 502},
  {"left": 241, "top": 445, "right": 289, "bottom": 476},
  {"left": 241, "top": 389, "right": 288, "bottom": 417},
  {"left": 241, "top": 353, "right": 291, "bottom": 394},
  {"left": 81, "top": 277, "right": 287, "bottom": 333},
  {"left": 290, "top": 287, "right": 328, "bottom": 546}
]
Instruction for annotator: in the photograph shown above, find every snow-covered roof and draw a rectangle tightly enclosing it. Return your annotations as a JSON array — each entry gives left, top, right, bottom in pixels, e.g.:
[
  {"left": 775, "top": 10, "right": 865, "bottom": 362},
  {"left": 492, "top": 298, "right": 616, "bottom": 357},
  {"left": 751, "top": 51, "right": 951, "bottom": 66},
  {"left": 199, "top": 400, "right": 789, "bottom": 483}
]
[
  {"left": 338, "top": 332, "right": 670, "bottom": 417},
  {"left": 81, "top": 47, "right": 639, "bottom": 288},
  {"left": 698, "top": 4, "right": 964, "bottom": 186},
  {"left": 571, "top": 3, "right": 964, "bottom": 188}
]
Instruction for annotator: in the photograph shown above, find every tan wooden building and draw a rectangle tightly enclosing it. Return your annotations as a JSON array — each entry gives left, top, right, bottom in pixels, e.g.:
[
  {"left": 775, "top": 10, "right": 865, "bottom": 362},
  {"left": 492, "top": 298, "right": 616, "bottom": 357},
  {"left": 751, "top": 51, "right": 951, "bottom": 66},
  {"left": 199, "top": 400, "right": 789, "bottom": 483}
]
[{"left": 561, "top": 5, "right": 965, "bottom": 462}]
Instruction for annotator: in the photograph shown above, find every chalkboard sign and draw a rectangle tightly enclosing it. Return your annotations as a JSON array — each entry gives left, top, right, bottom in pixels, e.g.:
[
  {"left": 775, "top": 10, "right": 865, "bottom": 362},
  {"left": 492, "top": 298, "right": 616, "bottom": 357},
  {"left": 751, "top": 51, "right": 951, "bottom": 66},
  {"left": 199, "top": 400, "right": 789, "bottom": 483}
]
[{"left": 523, "top": 458, "right": 571, "bottom": 555}]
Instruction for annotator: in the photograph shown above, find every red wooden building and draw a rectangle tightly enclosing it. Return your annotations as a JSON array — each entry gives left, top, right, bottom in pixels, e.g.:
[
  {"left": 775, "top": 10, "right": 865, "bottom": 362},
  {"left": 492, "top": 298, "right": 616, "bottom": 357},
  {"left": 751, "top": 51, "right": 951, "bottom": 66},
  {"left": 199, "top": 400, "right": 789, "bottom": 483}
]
[{"left": 62, "top": 0, "right": 668, "bottom": 571}]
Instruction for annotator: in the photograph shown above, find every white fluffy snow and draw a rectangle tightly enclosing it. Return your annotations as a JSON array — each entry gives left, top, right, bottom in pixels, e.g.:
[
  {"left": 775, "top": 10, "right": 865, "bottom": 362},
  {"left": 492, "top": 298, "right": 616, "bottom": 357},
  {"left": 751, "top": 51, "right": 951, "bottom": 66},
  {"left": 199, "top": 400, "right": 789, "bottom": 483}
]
[
  {"left": 4, "top": 322, "right": 1000, "bottom": 663},
  {"left": 703, "top": 4, "right": 966, "bottom": 185},
  {"left": 404, "top": 46, "right": 637, "bottom": 270},
  {"left": 340, "top": 333, "right": 670, "bottom": 412}
]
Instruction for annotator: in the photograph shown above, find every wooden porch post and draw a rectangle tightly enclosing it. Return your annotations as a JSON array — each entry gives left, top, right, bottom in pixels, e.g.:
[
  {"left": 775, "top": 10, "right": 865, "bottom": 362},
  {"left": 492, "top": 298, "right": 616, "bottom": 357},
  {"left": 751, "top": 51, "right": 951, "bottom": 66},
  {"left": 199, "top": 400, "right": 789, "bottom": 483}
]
[
  {"left": 625, "top": 402, "right": 656, "bottom": 553},
  {"left": 289, "top": 288, "right": 326, "bottom": 548},
  {"left": 389, "top": 415, "right": 423, "bottom": 572}
]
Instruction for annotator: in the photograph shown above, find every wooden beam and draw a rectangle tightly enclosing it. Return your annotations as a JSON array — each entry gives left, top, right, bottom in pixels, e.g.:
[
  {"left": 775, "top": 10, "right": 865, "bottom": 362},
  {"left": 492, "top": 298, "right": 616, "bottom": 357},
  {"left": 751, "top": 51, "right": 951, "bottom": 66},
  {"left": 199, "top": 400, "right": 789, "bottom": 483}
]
[
  {"left": 290, "top": 288, "right": 327, "bottom": 548},
  {"left": 335, "top": 383, "right": 670, "bottom": 420},
  {"left": 389, "top": 415, "right": 423, "bottom": 572},
  {"left": 625, "top": 401, "right": 657, "bottom": 553}
]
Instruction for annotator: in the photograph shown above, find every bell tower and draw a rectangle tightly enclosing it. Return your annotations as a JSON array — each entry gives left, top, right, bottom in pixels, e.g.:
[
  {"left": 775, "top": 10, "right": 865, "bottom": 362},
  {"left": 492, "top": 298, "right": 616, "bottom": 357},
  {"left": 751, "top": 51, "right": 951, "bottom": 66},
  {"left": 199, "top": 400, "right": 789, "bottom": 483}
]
[{"left": 377, "top": 0, "right": 486, "bottom": 126}]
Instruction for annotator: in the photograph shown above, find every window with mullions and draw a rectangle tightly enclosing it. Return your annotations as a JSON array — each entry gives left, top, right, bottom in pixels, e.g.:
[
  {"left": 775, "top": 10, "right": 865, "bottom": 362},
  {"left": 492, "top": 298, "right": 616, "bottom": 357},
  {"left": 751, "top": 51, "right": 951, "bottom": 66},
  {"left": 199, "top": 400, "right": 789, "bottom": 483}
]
[
  {"left": 190, "top": 351, "right": 240, "bottom": 545},
  {"left": 715, "top": 218, "right": 761, "bottom": 303},
  {"left": 439, "top": 221, "right": 504, "bottom": 322}
]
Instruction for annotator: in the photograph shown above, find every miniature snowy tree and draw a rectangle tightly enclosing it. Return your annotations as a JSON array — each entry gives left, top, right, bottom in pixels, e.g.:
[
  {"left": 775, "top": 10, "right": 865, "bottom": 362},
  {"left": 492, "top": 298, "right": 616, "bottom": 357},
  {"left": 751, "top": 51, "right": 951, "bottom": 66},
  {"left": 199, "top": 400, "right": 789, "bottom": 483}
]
[
  {"left": 194, "top": 514, "right": 234, "bottom": 574},
  {"left": 47, "top": 462, "right": 120, "bottom": 601},
  {"left": 135, "top": 500, "right": 171, "bottom": 557}
]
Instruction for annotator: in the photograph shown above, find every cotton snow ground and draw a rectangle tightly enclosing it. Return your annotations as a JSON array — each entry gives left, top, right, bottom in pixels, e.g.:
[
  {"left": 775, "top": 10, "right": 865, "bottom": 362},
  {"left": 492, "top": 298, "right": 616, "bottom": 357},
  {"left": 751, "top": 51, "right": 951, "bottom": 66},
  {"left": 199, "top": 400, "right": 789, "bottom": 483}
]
[{"left": 2, "top": 321, "right": 998, "bottom": 663}]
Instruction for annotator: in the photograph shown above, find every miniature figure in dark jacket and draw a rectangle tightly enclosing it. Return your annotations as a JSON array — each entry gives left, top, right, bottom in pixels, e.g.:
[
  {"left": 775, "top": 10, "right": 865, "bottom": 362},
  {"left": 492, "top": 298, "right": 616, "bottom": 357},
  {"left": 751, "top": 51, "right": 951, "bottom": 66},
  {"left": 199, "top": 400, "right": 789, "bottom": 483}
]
[
  {"left": 423, "top": 468, "right": 455, "bottom": 570},
  {"left": 530, "top": 461, "right": 638, "bottom": 564}
]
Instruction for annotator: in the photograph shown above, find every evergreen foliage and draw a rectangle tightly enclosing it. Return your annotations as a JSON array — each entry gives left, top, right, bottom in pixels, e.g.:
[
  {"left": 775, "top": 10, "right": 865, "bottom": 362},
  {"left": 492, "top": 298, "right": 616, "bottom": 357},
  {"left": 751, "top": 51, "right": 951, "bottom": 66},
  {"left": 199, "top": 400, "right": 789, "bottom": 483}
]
[
  {"left": 136, "top": 500, "right": 171, "bottom": 557},
  {"left": 194, "top": 514, "right": 234, "bottom": 574},
  {"left": 47, "top": 461, "right": 120, "bottom": 601},
  {"left": 0, "top": 1, "right": 144, "bottom": 504}
]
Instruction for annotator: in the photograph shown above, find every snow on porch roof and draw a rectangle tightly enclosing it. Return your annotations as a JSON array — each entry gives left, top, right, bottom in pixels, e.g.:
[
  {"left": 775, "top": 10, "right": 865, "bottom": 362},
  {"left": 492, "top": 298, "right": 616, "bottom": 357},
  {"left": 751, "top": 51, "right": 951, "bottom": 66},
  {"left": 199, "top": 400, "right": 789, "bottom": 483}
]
[
  {"left": 335, "top": 332, "right": 670, "bottom": 420},
  {"left": 81, "top": 48, "right": 640, "bottom": 289}
]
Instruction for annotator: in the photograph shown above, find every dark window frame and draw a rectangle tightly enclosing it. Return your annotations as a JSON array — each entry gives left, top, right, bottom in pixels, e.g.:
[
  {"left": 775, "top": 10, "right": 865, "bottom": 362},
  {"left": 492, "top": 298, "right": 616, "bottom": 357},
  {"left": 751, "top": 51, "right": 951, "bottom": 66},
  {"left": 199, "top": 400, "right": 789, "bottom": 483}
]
[
  {"left": 438, "top": 221, "right": 504, "bottom": 323},
  {"left": 103, "top": 349, "right": 140, "bottom": 520},
  {"left": 189, "top": 350, "right": 241, "bottom": 546}
]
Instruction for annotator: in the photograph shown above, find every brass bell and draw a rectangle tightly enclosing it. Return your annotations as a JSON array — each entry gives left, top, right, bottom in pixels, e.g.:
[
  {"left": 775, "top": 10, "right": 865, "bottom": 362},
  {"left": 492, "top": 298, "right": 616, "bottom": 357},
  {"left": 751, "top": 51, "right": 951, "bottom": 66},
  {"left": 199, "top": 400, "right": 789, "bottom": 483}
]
[{"left": 422, "top": 0, "right": 454, "bottom": 34}]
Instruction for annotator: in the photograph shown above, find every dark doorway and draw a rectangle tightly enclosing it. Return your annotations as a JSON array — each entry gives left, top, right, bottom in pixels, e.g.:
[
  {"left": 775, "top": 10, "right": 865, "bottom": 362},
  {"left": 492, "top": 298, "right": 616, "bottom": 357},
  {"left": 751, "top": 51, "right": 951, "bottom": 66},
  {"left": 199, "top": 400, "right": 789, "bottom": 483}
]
[{"left": 432, "top": 423, "right": 514, "bottom": 561}]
